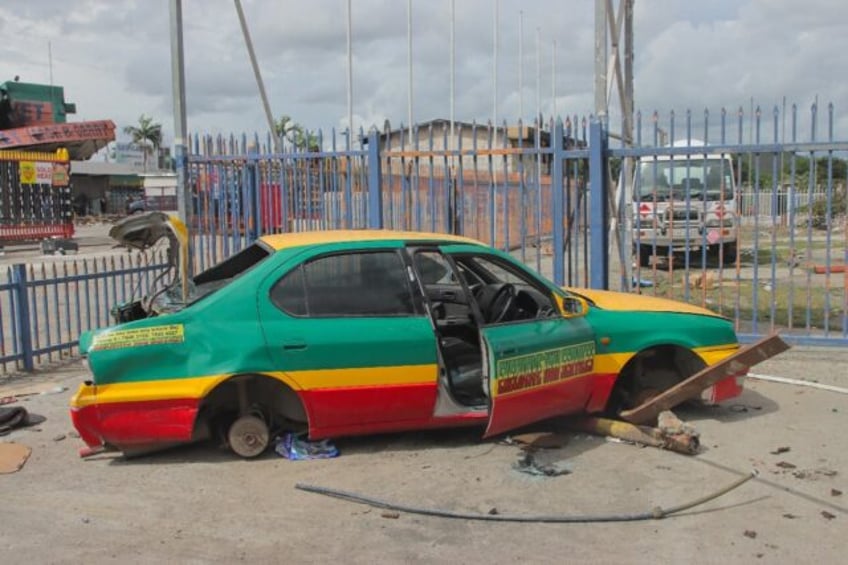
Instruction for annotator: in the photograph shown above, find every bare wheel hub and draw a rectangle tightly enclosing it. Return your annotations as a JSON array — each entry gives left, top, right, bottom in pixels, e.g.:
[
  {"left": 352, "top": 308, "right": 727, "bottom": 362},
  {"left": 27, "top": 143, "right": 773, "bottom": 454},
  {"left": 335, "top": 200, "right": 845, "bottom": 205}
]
[{"left": 227, "top": 415, "right": 269, "bottom": 458}]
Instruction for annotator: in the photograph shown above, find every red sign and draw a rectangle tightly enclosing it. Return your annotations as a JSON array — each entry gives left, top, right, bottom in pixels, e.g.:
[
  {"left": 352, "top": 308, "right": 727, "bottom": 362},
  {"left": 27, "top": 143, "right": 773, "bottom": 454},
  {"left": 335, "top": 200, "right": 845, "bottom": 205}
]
[{"left": 0, "top": 120, "right": 116, "bottom": 150}]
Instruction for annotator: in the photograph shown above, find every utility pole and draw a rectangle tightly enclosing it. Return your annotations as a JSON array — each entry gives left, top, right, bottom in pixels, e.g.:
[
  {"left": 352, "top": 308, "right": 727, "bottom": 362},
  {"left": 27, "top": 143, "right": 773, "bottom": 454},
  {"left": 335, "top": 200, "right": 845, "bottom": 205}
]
[{"left": 169, "top": 0, "right": 189, "bottom": 223}]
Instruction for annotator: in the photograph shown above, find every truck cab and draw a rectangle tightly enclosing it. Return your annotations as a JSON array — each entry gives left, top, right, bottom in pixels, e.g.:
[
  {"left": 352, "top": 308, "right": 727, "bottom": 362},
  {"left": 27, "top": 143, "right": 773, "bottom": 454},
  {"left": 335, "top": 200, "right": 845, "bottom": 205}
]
[{"left": 633, "top": 140, "right": 738, "bottom": 266}]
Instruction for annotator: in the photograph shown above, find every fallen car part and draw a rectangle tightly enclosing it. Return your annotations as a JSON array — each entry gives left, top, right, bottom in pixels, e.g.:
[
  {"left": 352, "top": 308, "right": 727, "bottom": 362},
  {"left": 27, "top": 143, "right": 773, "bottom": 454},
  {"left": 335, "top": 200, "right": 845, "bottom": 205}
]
[
  {"left": 569, "top": 415, "right": 700, "bottom": 455},
  {"left": 619, "top": 333, "right": 790, "bottom": 425},
  {"left": 747, "top": 373, "right": 848, "bottom": 395},
  {"left": 295, "top": 470, "right": 757, "bottom": 523}
]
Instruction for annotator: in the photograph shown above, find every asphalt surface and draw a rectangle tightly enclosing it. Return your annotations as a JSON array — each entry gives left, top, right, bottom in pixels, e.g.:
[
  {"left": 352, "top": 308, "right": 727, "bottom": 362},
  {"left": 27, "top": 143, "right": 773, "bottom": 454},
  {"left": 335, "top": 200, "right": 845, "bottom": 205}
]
[{"left": 0, "top": 346, "right": 845, "bottom": 564}]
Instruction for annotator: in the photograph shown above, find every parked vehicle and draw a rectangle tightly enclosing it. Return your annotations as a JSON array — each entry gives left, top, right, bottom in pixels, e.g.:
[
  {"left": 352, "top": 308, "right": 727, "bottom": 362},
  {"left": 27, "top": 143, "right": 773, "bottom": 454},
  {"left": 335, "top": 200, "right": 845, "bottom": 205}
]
[
  {"left": 72, "top": 214, "right": 752, "bottom": 458},
  {"left": 633, "top": 140, "right": 738, "bottom": 266},
  {"left": 126, "top": 197, "right": 150, "bottom": 215}
]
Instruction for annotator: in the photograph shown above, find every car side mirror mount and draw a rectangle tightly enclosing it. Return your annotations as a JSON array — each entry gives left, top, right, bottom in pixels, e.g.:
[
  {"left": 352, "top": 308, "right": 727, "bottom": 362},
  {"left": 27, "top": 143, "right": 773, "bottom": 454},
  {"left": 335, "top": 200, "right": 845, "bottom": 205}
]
[{"left": 559, "top": 295, "right": 589, "bottom": 318}]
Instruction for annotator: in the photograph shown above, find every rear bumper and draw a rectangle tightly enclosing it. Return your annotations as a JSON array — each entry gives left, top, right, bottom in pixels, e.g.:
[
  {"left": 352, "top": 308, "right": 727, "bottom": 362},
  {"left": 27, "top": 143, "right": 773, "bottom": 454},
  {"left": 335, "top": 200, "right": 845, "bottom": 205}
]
[{"left": 69, "top": 384, "right": 200, "bottom": 453}]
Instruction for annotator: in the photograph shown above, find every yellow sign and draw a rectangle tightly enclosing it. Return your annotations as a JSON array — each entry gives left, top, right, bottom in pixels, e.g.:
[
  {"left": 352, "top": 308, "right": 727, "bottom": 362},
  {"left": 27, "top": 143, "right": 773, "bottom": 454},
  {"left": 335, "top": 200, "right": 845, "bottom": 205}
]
[
  {"left": 92, "top": 324, "right": 185, "bottom": 351},
  {"left": 494, "top": 342, "right": 595, "bottom": 396},
  {"left": 19, "top": 161, "right": 36, "bottom": 184}
]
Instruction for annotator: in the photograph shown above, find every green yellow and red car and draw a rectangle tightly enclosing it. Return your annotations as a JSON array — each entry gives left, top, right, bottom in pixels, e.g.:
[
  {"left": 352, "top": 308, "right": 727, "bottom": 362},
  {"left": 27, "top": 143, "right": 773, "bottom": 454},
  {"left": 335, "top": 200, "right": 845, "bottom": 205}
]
[{"left": 71, "top": 214, "right": 753, "bottom": 458}]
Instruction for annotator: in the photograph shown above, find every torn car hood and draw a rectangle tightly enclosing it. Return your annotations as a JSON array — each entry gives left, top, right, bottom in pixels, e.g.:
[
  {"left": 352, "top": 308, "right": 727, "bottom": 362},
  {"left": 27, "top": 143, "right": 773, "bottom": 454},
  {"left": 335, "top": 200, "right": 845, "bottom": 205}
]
[
  {"left": 564, "top": 287, "right": 723, "bottom": 318},
  {"left": 109, "top": 212, "right": 188, "bottom": 252}
]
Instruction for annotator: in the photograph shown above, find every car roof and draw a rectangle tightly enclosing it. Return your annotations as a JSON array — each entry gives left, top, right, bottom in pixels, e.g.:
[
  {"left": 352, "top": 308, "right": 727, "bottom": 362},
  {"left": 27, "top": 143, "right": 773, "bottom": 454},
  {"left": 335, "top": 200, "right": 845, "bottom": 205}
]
[{"left": 259, "top": 229, "right": 485, "bottom": 251}]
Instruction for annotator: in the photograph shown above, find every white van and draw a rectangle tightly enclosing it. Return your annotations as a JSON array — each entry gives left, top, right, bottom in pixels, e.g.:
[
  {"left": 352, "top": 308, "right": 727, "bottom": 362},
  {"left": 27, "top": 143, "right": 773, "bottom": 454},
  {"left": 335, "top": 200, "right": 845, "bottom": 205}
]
[{"left": 632, "top": 140, "right": 738, "bottom": 266}]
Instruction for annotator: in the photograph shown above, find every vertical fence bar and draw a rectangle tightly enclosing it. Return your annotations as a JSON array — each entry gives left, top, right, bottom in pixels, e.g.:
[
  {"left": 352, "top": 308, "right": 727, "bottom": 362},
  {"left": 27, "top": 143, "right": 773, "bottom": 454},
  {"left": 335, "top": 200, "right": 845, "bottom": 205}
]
[
  {"left": 367, "top": 129, "right": 383, "bottom": 229},
  {"left": 588, "top": 119, "right": 609, "bottom": 289},
  {"left": 551, "top": 120, "right": 565, "bottom": 284},
  {"left": 11, "top": 264, "right": 34, "bottom": 371}
]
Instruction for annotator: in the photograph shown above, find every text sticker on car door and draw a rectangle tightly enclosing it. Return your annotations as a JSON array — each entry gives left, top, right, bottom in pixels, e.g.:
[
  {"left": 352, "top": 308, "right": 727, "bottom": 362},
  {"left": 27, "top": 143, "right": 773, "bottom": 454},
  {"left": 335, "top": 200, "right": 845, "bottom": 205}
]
[{"left": 494, "top": 342, "right": 595, "bottom": 396}]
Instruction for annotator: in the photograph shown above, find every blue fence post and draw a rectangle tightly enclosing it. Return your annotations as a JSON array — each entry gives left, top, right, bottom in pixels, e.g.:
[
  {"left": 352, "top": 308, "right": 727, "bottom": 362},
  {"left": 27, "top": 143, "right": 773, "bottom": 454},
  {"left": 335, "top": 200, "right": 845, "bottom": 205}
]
[
  {"left": 588, "top": 119, "right": 609, "bottom": 290},
  {"left": 11, "top": 264, "right": 34, "bottom": 371},
  {"left": 366, "top": 128, "right": 383, "bottom": 229},
  {"left": 552, "top": 119, "right": 565, "bottom": 285}
]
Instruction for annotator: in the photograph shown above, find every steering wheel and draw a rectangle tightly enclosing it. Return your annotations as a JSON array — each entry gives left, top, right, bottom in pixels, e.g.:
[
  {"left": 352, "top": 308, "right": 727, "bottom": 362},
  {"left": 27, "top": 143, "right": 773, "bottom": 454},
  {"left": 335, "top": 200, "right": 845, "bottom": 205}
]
[{"left": 486, "top": 283, "right": 517, "bottom": 324}]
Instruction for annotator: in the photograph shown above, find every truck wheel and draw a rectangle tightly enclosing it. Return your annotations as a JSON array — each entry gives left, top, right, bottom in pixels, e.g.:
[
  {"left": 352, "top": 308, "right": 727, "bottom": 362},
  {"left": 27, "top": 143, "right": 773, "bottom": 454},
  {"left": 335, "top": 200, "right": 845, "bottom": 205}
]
[
  {"left": 722, "top": 242, "right": 737, "bottom": 264},
  {"left": 227, "top": 414, "right": 269, "bottom": 458},
  {"left": 637, "top": 245, "right": 652, "bottom": 268}
]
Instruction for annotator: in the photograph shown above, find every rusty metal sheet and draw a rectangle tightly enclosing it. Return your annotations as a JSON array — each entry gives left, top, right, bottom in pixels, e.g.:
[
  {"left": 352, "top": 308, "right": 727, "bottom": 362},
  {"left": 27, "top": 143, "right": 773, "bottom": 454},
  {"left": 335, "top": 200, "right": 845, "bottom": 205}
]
[{"left": 619, "top": 333, "right": 790, "bottom": 425}]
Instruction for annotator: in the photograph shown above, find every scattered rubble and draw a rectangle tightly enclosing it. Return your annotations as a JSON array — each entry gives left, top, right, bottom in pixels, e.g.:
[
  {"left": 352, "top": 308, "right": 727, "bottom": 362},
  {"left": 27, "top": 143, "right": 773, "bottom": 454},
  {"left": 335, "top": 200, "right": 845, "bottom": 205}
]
[
  {"left": 570, "top": 413, "right": 700, "bottom": 455},
  {"left": 770, "top": 446, "right": 791, "bottom": 455}
]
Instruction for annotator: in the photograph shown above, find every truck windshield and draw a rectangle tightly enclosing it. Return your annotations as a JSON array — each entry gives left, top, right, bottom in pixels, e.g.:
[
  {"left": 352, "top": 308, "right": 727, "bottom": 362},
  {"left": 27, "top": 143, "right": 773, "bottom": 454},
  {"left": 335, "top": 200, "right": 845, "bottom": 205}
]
[{"left": 636, "top": 158, "right": 734, "bottom": 202}]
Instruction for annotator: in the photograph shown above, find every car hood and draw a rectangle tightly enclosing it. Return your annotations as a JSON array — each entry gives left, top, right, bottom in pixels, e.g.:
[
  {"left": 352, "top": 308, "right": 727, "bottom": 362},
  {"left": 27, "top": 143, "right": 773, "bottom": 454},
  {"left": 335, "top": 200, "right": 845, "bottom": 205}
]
[
  {"left": 563, "top": 287, "right": 723, "bottom": 318},
  {"left": 109, "top": 211, "right": 190, "bottom": 302}
]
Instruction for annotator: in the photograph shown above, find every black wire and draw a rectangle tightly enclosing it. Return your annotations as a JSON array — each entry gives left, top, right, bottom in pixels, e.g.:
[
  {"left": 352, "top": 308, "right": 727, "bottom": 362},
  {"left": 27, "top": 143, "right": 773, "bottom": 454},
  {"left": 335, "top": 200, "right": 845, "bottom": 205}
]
[{"left": 295, "top": 470, "right": 756, "bottom": 524}]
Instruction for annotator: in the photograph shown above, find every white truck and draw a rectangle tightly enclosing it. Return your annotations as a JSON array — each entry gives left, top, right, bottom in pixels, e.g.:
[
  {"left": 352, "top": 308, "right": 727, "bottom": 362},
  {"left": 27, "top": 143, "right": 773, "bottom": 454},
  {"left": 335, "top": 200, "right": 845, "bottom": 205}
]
[{"left": 632, "top": 140, "right": 738, "bottom": 266}]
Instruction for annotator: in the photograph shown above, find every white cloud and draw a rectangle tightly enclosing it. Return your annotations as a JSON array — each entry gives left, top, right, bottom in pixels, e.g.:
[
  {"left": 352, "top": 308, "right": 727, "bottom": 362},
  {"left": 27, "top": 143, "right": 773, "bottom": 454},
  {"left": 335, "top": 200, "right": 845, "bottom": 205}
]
[{"left": 0, "top": 0, "right": 846, "bottom": 147}]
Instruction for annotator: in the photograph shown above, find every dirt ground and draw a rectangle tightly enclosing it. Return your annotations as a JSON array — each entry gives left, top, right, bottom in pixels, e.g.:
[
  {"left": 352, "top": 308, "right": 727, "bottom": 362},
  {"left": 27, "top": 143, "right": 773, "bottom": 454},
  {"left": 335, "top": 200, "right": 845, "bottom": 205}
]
[{"left": 1, "top": 347, "right": 845, "bottom": 564}]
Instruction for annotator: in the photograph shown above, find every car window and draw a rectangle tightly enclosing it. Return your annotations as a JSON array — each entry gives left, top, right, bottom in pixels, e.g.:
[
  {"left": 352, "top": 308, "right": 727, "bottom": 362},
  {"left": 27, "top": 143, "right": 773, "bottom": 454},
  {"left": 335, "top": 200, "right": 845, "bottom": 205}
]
[
  {"left": 458, "top": 255, "right": 532, "bottom": 286},
  {"left": 271, "top": 251, "right": 415, "bottom": 317},
  {"left": 414, "top": 251, "right": 459, "bottom": 285}
]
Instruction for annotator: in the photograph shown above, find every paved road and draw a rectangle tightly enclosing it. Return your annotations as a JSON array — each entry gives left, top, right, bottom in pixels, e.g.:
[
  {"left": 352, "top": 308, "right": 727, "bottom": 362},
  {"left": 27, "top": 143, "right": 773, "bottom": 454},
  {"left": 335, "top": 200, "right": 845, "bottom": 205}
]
[{"left": 1, "top": 346, "right": 845, "bottom": 564}]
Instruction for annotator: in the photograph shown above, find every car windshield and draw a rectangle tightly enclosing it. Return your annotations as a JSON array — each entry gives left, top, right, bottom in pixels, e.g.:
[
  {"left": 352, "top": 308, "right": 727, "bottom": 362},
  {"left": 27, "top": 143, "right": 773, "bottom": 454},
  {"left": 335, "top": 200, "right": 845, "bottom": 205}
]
[{"left": 636, "top": 158, "right": 734, "bottom": 202}]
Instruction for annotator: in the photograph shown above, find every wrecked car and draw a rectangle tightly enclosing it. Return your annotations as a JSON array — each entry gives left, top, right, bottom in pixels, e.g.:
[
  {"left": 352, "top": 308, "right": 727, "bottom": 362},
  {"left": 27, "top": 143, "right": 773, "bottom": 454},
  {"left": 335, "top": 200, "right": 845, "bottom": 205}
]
[{"left": 71, "top": 213, "right": 756, "bottom": 458}]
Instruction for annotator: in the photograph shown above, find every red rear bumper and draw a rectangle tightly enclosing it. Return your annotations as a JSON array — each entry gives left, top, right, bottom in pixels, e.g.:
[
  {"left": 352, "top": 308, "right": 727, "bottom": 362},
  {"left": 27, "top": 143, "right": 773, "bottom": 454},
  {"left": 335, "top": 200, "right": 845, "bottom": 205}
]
[{"left": 70, "top": 386, "right": 200, "bottom": 453}]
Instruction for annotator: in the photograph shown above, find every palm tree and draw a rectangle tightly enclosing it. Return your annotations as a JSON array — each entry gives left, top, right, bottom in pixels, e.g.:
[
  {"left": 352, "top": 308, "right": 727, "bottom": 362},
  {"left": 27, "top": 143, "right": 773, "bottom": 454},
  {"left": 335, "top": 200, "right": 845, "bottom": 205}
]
[
  {"left": 123, "top": 114, "right": 163, "bottom": 171},
  {"left": 275, "top": 115, "right": 302, "bottom": 147}
]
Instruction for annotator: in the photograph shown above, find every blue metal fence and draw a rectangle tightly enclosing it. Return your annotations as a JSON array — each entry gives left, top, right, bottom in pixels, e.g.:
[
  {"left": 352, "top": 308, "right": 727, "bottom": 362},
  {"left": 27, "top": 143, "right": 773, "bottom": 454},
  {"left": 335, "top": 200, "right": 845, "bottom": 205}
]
[
  {"left": 0, "top": 254, "right": 168, "bottom": 373},
  {"left": 2, "top": 105, "right": 846, "bottom": 373}
]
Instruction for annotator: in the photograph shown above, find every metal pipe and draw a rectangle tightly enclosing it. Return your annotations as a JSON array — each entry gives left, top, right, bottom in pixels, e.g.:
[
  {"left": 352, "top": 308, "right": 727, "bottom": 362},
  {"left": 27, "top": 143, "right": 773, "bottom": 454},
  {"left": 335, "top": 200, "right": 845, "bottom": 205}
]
[
  {"left": 450, "top": 0, "right": 455, "bottom": 149},
  {"left": 407, "top": 0, "right": 413, "bottom": 144},
  {"left": 233, "top": 0, "right": 278, "bottom": 152},
  {"left": 518, "top": 10, "right": 523, "bottom": 120},
  {"left": 169, "top": 0, "right": 190, "bottom": 227},
  {"left": 346, "top": 0, "right": 353, "bottom": 137}
]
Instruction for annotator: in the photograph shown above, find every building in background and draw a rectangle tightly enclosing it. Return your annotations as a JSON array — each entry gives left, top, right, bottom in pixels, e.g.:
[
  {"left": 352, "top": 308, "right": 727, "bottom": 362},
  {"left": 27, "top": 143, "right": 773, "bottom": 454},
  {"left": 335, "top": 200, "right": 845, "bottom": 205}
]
[{"left": 0, "top": 80, "right": 115, "bottom": 160}]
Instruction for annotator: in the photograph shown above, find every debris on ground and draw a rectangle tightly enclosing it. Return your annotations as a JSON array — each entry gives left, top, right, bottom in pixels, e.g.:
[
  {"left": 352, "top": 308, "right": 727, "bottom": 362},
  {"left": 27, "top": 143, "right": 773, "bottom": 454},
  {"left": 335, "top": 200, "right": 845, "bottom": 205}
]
[
  {"left": 770, "top": 446, "right": 791, "bottom": 455},
  {"left": 274, "top": 433, "right": 339, "bottom": 460},
  {"left": 569, "top": 414, "right": 700, "bottom": 455},
  {"left": 52, "top": 434, "right": 66, "bottom": 442},
  {"left": 657, "top": 410, "right": 700, "bottom": 442},
  {"left": 0, "top": 442, "right": 32, "bottom": 474},
  {"left": 744, "top": 530, "right": 758, "bottom": 539},
  {"left": 776, "top": 461, "right": 797, "bottom": 469},
  {"left": 380, "top": 511, "right": 400, "bottom": 519},
  {"left": 508, "top": 431, "right": 569, "bottom": 450},
  {"left": 821, "top": 511, "right": 836, "bottom": 521},
  {"left": 782, "top": 513, "right": 798, "bottom": 519},
  {"left": 513, "top": 452, "right": 572, "bottom": 477},
  {"left": 0, "top": 406, "right": 46, "bottom": 436},
  {"left": 831, "top": 489, "right": 843, "bottom": 497}
]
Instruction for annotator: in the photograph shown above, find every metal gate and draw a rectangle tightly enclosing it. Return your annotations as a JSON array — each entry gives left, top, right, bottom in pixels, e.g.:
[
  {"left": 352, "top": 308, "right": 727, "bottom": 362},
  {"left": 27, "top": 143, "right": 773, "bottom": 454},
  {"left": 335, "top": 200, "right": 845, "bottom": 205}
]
[{"left": 186, "top": 107, "right": 848, "bottom": 346}]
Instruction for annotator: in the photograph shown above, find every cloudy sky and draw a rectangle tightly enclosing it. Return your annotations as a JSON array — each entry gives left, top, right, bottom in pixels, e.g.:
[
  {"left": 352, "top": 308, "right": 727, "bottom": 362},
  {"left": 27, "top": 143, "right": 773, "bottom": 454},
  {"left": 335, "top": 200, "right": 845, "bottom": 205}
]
[{"left": 1, "top": 0, "right": 846, "bottom": 148}]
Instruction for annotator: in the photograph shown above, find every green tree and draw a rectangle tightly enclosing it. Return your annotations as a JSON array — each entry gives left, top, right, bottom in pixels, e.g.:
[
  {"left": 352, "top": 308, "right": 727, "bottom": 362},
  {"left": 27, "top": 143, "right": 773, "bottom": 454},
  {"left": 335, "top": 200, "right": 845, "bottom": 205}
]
[
  {"left": 275, "top": 115, "right": 303, "bottom": 145},
  {"left": 275, "top": 115, "right": 320, "bottom": 151},
  {"left": 123, "top": 114, "right": 163, "bottom": 171}
]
